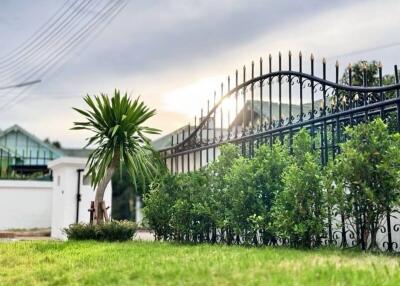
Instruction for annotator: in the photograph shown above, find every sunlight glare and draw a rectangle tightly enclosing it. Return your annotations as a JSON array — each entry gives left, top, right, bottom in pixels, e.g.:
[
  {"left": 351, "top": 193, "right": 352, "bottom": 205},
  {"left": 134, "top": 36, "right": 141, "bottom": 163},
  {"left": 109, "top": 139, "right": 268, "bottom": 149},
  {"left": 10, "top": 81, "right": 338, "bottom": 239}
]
[{"left": 162, "top": 76, "right": 228, "bottom": 119}]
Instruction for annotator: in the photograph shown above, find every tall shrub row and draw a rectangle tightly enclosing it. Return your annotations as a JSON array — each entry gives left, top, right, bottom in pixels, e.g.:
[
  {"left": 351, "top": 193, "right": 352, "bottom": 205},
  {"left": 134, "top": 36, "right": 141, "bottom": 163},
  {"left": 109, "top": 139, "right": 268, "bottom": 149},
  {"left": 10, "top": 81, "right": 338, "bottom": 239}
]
[{"left": 144, "top": 119, "right": 400, "bottom": 249}]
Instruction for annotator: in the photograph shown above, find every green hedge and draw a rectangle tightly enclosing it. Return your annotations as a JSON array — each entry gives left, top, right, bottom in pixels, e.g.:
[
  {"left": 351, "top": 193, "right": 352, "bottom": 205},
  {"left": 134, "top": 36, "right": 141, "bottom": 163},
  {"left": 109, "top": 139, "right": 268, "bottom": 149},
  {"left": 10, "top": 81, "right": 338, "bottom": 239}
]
[
  {"left": 144, "top": 119, "right": 400, "bottom": 249},
  {"left": 64, "top": 220, "right": 137, "bottom": 241}
]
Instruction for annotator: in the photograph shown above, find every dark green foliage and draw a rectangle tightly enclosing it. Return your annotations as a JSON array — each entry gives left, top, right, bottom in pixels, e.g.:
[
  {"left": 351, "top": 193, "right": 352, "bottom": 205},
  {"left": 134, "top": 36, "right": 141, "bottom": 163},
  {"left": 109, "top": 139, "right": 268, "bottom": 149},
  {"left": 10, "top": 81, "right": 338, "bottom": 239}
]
[
  {"left": 341, "top": 60, "right": 395, "bottom": 88},
  {"left": 271, "top": 130, "right": 325, "bottom": 248},
  {"left": 327, "top": 118, "right": 400, "bottom": 249},
  {"left": 72, "top": 90, "right": 161, "bottom": 189},
  {"left": 144, "top": 119, "right": 399, "bottom": 250},
  {"left": 111, "top": 165, "right": 136, "bottom": 220},
  {"left": 143, "top": 173, "right": 179, "bottom": 240},
  {"left": 64, "top": 220, "right": 137, "bottom": 241}
]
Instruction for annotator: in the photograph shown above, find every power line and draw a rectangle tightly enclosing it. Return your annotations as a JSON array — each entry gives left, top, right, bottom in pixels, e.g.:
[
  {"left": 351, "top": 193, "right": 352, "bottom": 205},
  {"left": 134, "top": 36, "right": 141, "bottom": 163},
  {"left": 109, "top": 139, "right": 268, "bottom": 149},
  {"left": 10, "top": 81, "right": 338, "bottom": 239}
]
[
  {"left": 326, "top": 42, "right": 400, "bottom": 61},
  {"left": 18, "top": 0, "right": 123, "bottom": 82},
  {"left": 0, "top": 1, "right": 123, "bottom": 108},
  {"left": 0, "top": 0, "right": 74, "bottom": 63},
  {"left": 0, "top": 0, "right": 117, "bottom": 98},
  {"left": 0, "top": 0, "right": 128, "bottom": 111},
  {"left": 0, "top": 0, "right": 81, "bottom": 67},
  {"left": 0, "top": 0, "right": 97, "bottom": 81},
  {"left": 0, "top": 80, "right": 41, "bottom": 90}
]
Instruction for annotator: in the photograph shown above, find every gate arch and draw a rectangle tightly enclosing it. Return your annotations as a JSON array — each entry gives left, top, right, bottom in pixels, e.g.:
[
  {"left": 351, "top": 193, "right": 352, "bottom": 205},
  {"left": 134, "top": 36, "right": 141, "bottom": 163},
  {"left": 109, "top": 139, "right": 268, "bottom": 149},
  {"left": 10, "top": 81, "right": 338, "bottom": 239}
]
[{"left": 159, "top": 51, "right": 400, "bottom": 173}]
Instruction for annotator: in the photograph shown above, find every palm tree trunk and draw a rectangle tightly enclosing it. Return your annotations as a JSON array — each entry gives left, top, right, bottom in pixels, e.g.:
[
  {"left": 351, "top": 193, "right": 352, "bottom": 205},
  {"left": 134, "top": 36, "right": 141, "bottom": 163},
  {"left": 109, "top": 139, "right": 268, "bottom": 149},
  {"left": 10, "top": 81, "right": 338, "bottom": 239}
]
[{"left": 93, "top": 152, "right": 119, "bottom": 224}]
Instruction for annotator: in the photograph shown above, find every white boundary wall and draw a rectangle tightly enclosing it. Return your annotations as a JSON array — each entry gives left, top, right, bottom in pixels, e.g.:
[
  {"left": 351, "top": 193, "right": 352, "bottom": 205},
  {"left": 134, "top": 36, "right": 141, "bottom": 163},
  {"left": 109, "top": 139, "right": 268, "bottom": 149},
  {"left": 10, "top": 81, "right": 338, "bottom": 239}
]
[
  {"left": 0, "top": 157, "right": 112, "bottom": 240},
  {"left": 0, "top": 180, "right": 52, "bottom": 230}
]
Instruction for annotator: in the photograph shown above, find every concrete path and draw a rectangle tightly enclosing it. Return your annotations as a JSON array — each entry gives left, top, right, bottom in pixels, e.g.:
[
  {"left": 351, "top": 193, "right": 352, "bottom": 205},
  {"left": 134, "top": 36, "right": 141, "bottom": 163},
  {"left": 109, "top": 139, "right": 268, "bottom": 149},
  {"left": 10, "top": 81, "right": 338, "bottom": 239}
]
[{"left": 134, "top": 230, "right": 155, "bottom": 241}]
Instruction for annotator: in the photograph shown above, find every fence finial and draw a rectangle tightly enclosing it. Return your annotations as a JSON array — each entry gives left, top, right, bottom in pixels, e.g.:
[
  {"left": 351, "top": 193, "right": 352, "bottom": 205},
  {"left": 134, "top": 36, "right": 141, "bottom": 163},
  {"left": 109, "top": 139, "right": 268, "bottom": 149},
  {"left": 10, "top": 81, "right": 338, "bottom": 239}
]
[
  {"left": 299, "top": 51, "right": 302, "bottom": 57},
  {"left": 378, "top": 61, "right": 382, "bottom": 68},
  {"left": 362, "top": 62, "right": 367, "bottom": 70},
  {"left": 269, "top": 53, "right": 272, "bottom": 60},
  {"left": 322, "top": 57, "right": 326, "bottom": 64},
  {"left": 335, "top": 60, "right": 339, "bottom": 67},
  {"left": 310, "top": 53, "right": 314, "bottom": 60},
  {"left": 289, "top": 50, "right": 292, "bottom": 57},
  {"left": 348, "top": 63, "right": 352, "bottom": 70}
]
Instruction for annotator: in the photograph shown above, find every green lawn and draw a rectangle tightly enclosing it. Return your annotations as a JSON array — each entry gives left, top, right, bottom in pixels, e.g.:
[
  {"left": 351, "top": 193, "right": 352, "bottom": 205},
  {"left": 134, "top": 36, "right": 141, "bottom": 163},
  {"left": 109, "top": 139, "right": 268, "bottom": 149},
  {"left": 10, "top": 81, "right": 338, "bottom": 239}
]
[{"left": 0, "top": 241, "right": 399, "bottom": 286}]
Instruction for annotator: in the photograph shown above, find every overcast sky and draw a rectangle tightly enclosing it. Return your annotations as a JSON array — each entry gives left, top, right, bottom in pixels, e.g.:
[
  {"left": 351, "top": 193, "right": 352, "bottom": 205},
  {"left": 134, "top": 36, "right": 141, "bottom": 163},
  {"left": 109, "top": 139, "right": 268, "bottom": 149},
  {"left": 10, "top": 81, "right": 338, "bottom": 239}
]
[{"left": 0, "top": 0, "right": 399, "bottom": 147}]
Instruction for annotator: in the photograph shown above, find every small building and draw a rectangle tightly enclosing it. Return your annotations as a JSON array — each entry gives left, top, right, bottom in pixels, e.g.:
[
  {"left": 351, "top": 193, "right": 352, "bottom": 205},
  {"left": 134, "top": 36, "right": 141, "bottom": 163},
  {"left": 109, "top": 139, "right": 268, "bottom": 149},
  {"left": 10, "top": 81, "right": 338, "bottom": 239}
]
[
  {"left": 0, "top": 125, "right": 112, "bottom": 239},
  {"left": 0, "top": 124, "right": 91, "bottom": 180},
  {"left": 152, "top": 99, "right": 324, "bottom": 173}
]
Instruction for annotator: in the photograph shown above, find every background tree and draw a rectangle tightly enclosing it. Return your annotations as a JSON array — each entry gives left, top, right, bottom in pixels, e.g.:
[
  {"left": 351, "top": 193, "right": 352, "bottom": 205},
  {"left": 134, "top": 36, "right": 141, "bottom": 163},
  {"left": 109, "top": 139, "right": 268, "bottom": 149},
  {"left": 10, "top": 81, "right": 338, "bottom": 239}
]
[
  {"left": 341, "top": 60, "right": 395, "bottom": 87},
  {"left": 73, "top": 90, "right": 160, "bottom": 223},
  {"left": 339, "top": 61, "right": 398, "bottom": 131}
]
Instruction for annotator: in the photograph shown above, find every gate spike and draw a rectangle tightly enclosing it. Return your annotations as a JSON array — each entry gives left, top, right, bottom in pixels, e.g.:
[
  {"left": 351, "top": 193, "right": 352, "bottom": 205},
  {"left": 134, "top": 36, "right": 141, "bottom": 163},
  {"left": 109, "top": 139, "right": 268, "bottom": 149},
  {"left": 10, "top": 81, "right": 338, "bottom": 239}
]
[{"left": 362, "top": 62, "right": 367, "bottom": 70}]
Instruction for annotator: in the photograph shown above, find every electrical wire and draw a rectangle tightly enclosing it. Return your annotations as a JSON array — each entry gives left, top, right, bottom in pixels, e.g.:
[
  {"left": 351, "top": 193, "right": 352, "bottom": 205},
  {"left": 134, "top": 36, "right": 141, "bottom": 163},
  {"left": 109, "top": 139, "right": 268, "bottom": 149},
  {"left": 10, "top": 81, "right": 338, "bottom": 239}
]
[{"left": 0, "top": 0, "right": 128, "bottom": 111}]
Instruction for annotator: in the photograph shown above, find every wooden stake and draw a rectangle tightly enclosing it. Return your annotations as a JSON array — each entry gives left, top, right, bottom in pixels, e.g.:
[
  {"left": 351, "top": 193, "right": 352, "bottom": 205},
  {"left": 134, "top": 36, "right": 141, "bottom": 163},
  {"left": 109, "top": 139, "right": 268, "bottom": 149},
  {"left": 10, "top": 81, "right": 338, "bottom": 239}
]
[
  {"left": 101, "top": 201, "right": 110, "bottom": 221},
  {"left": 88, "top": 201, "right": 95, "bottom": 225}
]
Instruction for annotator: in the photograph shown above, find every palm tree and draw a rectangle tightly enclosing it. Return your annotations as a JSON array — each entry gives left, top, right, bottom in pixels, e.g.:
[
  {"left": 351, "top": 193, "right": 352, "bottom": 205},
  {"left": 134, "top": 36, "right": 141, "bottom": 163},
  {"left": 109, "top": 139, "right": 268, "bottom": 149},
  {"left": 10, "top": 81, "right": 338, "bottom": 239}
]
[{"left": 72, "top": 90, "right": 160, "bottom": 223}]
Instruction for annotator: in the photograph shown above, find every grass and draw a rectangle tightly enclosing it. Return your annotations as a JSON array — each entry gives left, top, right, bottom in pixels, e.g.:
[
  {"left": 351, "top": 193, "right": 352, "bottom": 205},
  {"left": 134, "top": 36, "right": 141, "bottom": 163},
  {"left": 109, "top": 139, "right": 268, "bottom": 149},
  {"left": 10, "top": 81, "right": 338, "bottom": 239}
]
[{"left": 0, "top": 241, "right": 399, "bottom": 286}]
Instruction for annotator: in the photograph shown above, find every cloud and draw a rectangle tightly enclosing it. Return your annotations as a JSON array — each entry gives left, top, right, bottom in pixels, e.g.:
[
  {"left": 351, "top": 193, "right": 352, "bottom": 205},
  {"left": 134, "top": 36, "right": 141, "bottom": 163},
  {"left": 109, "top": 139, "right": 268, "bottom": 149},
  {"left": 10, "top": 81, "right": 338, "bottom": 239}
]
[{"left": 0, "top": 0, "right": 399, "bottom": 147}]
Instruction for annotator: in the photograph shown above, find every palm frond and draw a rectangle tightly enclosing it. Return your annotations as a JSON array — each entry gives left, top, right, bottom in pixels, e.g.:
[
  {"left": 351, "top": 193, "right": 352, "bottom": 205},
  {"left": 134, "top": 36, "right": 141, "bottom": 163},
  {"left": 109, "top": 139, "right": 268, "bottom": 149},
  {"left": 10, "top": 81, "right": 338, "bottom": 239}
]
[{"left": 72, "top": 90, "right": 162, "bottom": 188}]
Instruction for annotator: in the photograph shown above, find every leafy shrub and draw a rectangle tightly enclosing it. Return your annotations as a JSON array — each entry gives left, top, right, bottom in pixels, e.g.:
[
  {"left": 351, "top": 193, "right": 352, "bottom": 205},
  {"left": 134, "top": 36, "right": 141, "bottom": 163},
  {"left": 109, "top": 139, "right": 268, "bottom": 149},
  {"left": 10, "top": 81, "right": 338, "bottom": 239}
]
[
  {"left": 142, "top": 119, "right": 399, "bottom": 250},
  {"left": 271, "top": 129, "right": 325, "bottom": 248},
  {"left": 249, "top": 143, "right": 291, "bottom": 244},
  {"left": 143, "top": 173, "right": 178, "bottom": 240},
  {"left": 327, "top": 118, "right": 400, "bottom": 249},
  {"left": 208, "top": 144, "right": 241, "bottom": 243},
  {"left": 64, "top": 220, "right": 137, "bottom": 241}
]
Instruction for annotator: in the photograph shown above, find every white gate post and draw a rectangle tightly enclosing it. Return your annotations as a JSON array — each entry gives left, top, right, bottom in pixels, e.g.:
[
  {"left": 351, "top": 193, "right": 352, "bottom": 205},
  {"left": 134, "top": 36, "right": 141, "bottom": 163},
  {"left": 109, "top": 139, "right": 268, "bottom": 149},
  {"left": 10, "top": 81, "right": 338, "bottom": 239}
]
[{"left": 48, "top": 157, "right": 112, "bottom": 240}]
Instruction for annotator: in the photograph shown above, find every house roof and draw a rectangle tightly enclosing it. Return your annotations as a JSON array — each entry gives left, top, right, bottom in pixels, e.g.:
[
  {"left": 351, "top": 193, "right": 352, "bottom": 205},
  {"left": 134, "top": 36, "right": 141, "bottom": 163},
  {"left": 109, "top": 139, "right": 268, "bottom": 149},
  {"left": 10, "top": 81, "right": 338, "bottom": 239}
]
[
  {"left": 0, "top": 124, "right": 91, "bottom": 158},
  {"left": 230, "top": 99, "right": 323, "bottom": 127},
  {"left": 152, "top": 125, "right": 195, "bottom": 150},
  {"left": 0, "top": 124, "right": 63, "bottom": 157},
  {"left": 152, "top": 99, "right": 325, "bottom": 150},
  {"left": 60, "top": 148, "right": 93, "bottom": 158}
]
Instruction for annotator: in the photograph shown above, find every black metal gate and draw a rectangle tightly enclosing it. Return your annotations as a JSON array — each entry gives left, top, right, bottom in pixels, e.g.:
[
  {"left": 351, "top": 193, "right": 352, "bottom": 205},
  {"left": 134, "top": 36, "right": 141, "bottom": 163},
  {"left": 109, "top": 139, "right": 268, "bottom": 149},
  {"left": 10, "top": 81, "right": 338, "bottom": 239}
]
[
  {"left": 160, "top": 52, "right": 400, "bottom": 171},
  {"left": 158, "top": 52, "right": 400, "bottom": 251}
]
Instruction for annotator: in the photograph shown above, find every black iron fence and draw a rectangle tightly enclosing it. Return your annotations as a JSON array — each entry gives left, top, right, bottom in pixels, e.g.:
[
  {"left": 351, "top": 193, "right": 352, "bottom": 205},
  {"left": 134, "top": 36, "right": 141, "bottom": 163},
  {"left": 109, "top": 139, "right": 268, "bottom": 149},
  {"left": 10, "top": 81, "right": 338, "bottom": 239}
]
[
  {"left": 160, "top": 53, "right": 400, "bottom": 170},
  {"left": 158, "top": 51, "right": 400, "bottom": 251}
]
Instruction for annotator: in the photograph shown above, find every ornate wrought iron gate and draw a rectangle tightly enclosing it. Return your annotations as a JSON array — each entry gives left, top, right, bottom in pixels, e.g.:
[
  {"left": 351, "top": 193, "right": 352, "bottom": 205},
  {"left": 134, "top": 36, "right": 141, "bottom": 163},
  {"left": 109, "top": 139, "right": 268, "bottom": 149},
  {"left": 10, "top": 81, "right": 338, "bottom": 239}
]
[
  {"left": 159, "top": 52, "right": 400, "bottom": 173},
  {"left": 157, "top": 52, "right": 400, "bottom": 251}
]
